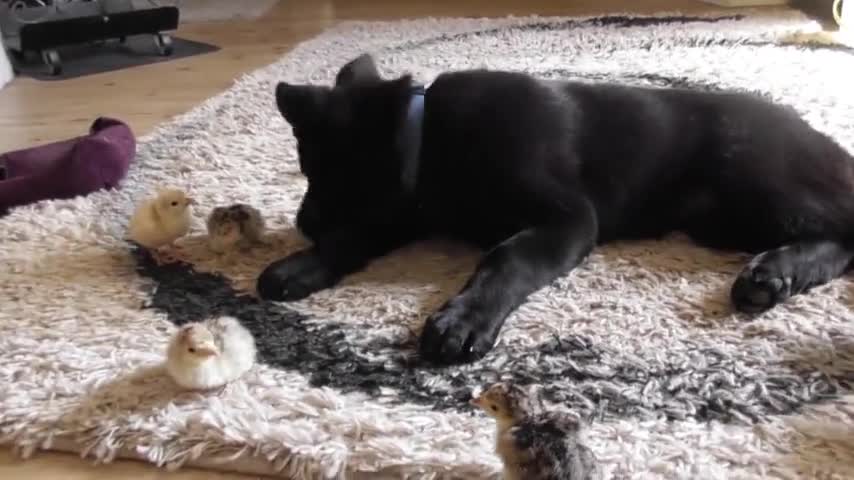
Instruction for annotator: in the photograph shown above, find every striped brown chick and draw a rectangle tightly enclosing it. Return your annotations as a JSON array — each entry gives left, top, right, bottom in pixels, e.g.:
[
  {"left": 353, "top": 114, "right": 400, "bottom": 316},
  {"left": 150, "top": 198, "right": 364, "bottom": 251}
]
[
  {"left": 206, "top": 203, "right": 266, "bottom": 253},
  {"left": 471, "top": 382, "right": 600, "bottom": 480}
]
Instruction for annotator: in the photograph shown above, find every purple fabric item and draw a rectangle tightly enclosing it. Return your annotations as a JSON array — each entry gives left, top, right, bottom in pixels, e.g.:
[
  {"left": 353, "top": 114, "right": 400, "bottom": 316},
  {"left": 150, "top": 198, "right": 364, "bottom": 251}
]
[{"left": 0, "top": 117, "right": 135, "bottom": 214}]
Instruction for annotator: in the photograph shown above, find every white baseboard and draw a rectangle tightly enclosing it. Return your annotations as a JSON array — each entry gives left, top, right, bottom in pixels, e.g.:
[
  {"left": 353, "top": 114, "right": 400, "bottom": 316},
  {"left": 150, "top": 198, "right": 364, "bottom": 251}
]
[
  {"left": 841, "top": 0, "right": 853, "bottom": 38},
  {"left": 0, "top": 26, "right": 13, "bottom": 90},
  {"left": 699, "top": 0, "right": 788, "bottom": 6}
]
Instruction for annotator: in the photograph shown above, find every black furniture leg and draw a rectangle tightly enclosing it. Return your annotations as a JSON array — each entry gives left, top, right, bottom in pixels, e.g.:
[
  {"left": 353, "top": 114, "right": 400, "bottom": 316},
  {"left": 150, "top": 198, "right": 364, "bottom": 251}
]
[
  {"left": 41, "top": 49, "right": 61, "bottom": 76},
  {"left": 154, "top": 33, "right": 172, "bottom": 56}
]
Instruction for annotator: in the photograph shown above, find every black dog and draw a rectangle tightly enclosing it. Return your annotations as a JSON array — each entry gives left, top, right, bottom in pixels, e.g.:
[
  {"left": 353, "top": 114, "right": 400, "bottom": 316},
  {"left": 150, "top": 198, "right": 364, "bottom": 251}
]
[{"left": 257, "top": 54, "right": 854, "bottom": 365}]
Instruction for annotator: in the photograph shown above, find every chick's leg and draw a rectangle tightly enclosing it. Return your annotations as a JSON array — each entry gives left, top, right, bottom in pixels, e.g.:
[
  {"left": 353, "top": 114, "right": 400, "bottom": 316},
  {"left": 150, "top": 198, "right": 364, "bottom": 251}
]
[{"left": 151, "top": 242, "right": 187, "bottom": 265}]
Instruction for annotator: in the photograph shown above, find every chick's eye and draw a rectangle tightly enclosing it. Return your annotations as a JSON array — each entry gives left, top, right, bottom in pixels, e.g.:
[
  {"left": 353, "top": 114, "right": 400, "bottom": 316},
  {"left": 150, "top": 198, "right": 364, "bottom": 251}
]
[
  {"left": 490, "top": 405, "right": 498, "bottom": 411},
  {"left": 171, "top": 201, "right": 178, "bottom": 206},
  {"left": 188, "top": 347, "right": 196, "bottom": 353}
]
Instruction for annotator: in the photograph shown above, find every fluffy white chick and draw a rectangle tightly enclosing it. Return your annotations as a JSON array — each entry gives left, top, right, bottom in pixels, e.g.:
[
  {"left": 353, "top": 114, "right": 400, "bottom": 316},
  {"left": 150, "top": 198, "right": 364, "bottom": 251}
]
[
  {"left": 166, "top": 316, "right": 257, "bottom": 391},
  {"left": 128, "top": 188, "right": 195, "bottom": 264}
]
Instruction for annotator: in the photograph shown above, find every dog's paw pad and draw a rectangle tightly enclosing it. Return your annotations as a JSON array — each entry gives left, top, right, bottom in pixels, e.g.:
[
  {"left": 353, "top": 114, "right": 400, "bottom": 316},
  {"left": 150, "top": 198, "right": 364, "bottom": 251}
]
[{"left": 731, "top": 266, "right": 792, "bottom": 314}]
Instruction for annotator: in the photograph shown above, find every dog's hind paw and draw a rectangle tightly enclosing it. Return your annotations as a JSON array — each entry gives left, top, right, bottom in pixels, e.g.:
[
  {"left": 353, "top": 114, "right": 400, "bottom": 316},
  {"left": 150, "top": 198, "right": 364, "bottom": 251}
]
[
  {"left": 730, "top": 252, "right": 793, "bottom": 313},
  {"left": 730, "top": 263, "right": 792, "bottom": 313},
  {"left": 731, "top": 241, "right": 854, "bottom": 314}
]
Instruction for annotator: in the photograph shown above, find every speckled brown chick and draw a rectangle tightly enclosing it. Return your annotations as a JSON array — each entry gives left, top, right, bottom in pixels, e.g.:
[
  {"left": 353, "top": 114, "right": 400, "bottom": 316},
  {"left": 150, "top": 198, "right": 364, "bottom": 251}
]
[
  {"left": 206, "top": 203, "right": 266, "bottom": 253},
  {"left": 471, "top": 382, "right": 600, "bottom": 480}
]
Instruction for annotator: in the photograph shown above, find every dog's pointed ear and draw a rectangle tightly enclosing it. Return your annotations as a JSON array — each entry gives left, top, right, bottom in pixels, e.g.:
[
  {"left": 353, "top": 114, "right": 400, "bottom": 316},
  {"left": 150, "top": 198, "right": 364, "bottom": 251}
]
[
  {"left": 275, "top": 82, "right": 329, "bottom": 127},
  {"left": 335, "top": 53, "right": 381, "bottom": 87}
]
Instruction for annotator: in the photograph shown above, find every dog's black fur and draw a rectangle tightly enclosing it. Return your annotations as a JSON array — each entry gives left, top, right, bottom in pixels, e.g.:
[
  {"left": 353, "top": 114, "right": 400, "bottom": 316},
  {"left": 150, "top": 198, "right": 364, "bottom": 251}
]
[{"left": 257, "top": 54, "right": 854, "bottom": 365}]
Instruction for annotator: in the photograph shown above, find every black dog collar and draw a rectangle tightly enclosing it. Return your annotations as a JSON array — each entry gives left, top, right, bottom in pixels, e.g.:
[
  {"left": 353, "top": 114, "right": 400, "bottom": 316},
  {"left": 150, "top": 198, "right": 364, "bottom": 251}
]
[{"left": 399, "top": 85, "right": 426, "bottom": 197}]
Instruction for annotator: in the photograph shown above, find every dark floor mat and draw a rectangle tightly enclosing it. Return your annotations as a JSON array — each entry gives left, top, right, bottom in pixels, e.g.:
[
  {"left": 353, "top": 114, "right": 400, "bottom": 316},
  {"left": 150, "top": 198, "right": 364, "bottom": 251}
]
[{"left": 9, "top": 35, "right": 220, "bottom": 81}]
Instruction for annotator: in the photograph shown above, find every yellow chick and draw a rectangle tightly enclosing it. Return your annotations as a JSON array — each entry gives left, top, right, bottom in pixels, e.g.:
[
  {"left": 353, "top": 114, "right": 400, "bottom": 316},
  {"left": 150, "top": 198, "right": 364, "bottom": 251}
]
[
  {"left": 471, "top": 382, "right": 600, "bottom": 480},
  {"left": 128, "top": 188, "right": 195, "bottom": 264},
  {"left": 165, "top": 316, "right": 257, "bottom": 391}
]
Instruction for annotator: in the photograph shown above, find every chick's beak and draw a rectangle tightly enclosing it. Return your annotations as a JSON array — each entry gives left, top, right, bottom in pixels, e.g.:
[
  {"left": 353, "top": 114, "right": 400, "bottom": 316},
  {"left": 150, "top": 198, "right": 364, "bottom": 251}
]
[
  {"left": 469, "top": 396, "right": 482, "bottom": 407},
  {"left": 185, "top": 197, "right": 196, "bottom": 206},
  {"left": 195, "top": 342, "right": 219, "bottom": 357}
]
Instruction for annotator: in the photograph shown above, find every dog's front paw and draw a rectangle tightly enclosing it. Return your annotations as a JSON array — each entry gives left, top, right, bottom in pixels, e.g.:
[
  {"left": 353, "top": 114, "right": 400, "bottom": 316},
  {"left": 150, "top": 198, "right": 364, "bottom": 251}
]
[
  {"left": 418, "top": 299, "right": 498, "bottom": 365},
  {"left": 257, "top": 249, "right": 337, "bottom": 301}
]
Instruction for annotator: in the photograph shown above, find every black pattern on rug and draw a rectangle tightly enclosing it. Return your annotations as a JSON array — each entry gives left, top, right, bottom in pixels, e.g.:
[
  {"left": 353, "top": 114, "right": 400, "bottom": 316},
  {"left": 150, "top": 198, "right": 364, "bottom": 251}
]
[{"left": 134, "top": 248, "right": 851, "bottom": 426}]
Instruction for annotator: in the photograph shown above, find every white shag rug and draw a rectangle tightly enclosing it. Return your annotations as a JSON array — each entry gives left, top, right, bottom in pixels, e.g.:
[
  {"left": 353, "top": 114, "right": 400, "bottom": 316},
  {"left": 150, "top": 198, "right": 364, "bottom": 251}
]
[{"left": 4, "top": 11, "right": 854, "bottom": 480}]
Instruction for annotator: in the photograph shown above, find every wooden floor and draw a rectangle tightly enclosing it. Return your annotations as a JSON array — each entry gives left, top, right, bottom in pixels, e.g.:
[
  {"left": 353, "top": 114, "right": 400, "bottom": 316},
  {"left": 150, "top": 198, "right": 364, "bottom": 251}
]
[{"left": 0, "top": 0, "right": 795, "bottom": 478}]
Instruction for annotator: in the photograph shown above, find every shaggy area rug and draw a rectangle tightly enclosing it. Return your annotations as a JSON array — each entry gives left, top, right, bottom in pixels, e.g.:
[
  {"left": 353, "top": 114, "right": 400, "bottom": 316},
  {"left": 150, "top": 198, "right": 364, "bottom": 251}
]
[{"left": 3, "top": 11, "right": 854, "bottom": 480}]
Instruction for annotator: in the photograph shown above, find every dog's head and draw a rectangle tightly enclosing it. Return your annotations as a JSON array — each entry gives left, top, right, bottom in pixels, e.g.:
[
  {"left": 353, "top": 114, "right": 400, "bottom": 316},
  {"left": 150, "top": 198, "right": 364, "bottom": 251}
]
[{"left": 275, "top": 54, "right": 415, "bottom": 242}]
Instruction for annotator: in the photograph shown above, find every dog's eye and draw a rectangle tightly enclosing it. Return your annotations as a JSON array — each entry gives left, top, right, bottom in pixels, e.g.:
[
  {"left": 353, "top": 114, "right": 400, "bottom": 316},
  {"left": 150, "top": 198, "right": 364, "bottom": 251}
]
[{"left": 188, "top": 347, "right": 196, "bottom": 353}]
